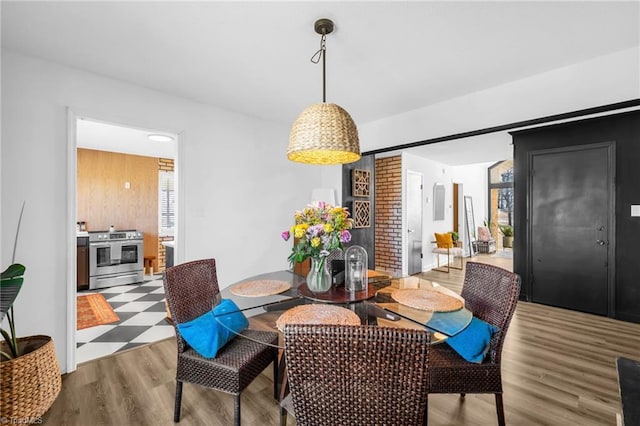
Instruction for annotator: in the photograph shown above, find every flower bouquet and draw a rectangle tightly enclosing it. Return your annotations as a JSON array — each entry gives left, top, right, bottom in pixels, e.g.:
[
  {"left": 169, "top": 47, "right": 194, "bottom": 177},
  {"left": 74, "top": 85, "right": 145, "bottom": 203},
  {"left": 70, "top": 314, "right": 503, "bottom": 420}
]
[{"left": 282, "top": 202, "right": 353, "bottom": 292}]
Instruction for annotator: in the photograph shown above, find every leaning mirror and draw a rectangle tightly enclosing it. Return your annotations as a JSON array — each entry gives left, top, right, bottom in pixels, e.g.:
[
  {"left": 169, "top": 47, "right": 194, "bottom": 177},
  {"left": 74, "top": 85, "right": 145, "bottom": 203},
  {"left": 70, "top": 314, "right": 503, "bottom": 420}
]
[
  {"left": 433, "top": 183, "right": 445, "bottom": 221},
  {"left": 464, "top": 195, "right": 476, "bottom": 255}
]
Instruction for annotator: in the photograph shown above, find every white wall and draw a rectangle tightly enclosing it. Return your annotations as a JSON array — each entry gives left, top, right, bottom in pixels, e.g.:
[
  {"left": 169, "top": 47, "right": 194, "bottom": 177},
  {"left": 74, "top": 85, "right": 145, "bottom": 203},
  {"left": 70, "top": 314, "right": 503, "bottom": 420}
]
[
  {"left": 358, "top": 47, "right": 639, "bottom": 152},
  {"left": 401, "top": 153, "right": 450, "bottom": 273},
  {"left": 451, "top": 162, "right": 493, "bottom": 252},
  {"left": 400, "top": 152, "right": 491, "bottom": 273},
  {"left": 1, "top": 50, "right": 323, "bottom": 373}
]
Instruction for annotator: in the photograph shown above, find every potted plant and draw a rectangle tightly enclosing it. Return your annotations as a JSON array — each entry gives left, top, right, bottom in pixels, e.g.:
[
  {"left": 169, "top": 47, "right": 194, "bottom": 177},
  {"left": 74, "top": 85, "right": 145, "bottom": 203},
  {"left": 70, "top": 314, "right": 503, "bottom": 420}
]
[
  {"left": 448, "top": 231, "right": 460, "bottom": 247},
  {"left": 499, "top": 224, "right": 514, "bottom": 248},
  {"left": 1, "top": 203, "right": 61, "bottom": 422}
]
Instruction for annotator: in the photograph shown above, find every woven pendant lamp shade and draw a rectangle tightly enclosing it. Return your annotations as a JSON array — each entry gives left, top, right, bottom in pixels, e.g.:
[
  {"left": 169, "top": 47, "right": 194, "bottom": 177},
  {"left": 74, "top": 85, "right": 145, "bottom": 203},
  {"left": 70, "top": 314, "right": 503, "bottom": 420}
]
[{"left": 288, "top": 103, "right": 361, "bottom": 165}]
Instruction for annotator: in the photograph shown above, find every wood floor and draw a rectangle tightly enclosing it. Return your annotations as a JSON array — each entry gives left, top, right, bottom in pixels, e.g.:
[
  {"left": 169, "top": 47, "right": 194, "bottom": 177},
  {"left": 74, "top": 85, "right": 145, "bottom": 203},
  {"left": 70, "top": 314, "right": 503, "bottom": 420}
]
[{"left": 42, "top": 255, "right": 640, "bottom": 425}]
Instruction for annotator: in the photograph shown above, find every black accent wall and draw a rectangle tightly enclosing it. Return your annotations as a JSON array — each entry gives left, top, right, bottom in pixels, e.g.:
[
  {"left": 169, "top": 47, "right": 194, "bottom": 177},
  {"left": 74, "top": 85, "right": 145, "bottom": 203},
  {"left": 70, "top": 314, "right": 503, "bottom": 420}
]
[
  {"left": 511, "top": 110, "right": 640, "bottom": 323},
  {"left": 342, "top": 155, "right": 376, "bottom": 268}
]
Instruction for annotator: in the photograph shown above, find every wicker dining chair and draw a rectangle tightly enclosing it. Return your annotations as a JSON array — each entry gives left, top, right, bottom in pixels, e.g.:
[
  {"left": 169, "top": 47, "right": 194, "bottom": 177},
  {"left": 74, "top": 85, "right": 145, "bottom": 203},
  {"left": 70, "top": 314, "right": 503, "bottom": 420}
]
[
  {"left": 429, "top": 261, "right": 521, "bottom": 426},
  {"left": 163, "top": 258, "right": 279, "bottom": 425},
  {"left": 281, "top": 324, "right": 431, "bottom": 426}
]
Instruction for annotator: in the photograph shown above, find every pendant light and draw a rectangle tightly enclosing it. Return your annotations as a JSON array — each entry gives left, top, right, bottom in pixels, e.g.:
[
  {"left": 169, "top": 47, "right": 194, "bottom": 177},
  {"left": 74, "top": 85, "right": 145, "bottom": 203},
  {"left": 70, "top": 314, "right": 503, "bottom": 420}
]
[{"left": 287, "top": 18, "right": 361, "bottom": 165}]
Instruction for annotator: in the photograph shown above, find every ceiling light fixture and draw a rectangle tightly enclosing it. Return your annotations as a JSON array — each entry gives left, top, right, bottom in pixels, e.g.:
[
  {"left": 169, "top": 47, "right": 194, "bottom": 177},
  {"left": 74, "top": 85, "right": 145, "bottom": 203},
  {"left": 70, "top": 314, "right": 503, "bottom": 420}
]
[
  {"left": 148, "top": 134, "right": 174, "bottom": 142},
  {"left": 287, "top": 18, "right": 360, "bottom": 165}
]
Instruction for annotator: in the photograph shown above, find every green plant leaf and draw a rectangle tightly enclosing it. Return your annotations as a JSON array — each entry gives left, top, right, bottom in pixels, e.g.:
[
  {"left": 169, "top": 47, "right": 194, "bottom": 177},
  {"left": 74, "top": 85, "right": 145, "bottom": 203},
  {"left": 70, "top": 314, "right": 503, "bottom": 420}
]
[
  {"left": 1, "top": 263, "right": 25, "bottom": 280},
  {"left": 0, "top": 275, "right": 24, "bottom": 323},
  {"left": 0, "top": 327, "right": 17, "bottom": 359},
  {"left": 498, "top": 224, "right": 514, "bottom": 237}
]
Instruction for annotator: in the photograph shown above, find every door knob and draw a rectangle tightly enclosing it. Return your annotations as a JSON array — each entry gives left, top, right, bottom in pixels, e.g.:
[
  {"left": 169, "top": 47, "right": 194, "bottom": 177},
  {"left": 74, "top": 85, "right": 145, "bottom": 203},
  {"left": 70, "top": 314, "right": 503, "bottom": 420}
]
[
  {"left": 407, "top": 229, "right": 415, "bottom": 233},
  {"left": 596, "top": 239, "right": 606, "bottom": 246}
]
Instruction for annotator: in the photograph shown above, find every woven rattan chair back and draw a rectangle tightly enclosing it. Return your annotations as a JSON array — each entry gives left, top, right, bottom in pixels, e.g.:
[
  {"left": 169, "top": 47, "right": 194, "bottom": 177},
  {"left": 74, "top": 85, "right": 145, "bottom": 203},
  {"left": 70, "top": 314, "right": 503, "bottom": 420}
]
[
  {"left": 164, "top": 258, "right": 219, "bottom": 325},
  {"left": 283, "top": 324, "right": 430, "bottom": 426},
  {"left": 164, "top": 258, "right": 221, "bottom": 354},
  {"left": 428, "top": 261, "right": 521, "bottom": 426},
  {"left": 162, "top": 258, "right": 279, "bottom": 425},
  {"left": 460, "top": 262, "right": 521, "bottom": 364}
]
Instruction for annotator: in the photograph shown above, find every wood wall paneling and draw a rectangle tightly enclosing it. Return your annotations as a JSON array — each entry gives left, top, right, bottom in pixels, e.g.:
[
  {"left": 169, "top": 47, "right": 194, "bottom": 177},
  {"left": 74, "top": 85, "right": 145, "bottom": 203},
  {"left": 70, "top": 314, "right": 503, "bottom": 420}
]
[{"left": 77, "top": 148, "right": 159, "bottom": 266}]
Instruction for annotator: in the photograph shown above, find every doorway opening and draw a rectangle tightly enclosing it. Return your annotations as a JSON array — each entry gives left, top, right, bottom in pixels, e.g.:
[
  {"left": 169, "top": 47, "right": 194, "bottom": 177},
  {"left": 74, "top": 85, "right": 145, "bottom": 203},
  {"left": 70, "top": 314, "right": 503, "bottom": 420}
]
[
  {"left": 69, "top": 114, "right": 180, "bottom": 368},
  {"left": 488, "top": 160, "right": 514, "bottom": 256}
]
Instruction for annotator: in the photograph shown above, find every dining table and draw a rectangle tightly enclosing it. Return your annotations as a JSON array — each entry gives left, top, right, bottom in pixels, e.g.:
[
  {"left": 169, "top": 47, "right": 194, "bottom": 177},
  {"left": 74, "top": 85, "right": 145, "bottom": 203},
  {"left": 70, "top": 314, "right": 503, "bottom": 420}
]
[
  {"left": 221, "top": 269, "right": 471, "bottom": 339},
  {"left": 219, "top": 269, "right": 473, "bottom": 401}
]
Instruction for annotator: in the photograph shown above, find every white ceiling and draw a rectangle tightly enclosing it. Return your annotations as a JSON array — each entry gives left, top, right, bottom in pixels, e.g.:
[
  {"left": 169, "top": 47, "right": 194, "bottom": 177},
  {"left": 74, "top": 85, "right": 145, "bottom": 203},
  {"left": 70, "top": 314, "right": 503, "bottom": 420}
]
[
  {"left": 76, "top": 119, "right": 177, "bottom": 159},
  {"left": 3, "top": 1, "right": 639, "bottom": 164}
]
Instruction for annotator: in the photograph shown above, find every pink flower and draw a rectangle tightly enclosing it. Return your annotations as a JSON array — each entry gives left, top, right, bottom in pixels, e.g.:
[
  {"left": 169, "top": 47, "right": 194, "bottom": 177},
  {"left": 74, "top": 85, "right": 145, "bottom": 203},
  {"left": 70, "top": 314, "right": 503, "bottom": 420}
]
[
  {"left": 340, "top": 230, "right": 352, "bottom": 243},
  {"left": 281, "top": 230, "right": 290, "bottom": 241}
]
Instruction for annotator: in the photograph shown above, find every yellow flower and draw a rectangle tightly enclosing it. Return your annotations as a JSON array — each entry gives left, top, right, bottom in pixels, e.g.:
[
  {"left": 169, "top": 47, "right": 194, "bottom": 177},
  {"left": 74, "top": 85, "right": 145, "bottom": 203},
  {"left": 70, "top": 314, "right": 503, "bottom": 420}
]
[
  {"left": 311, "top": 237, "right": 321, "bottom": 248},
  {"left": 323, "top": 223, "right": 333, "bottom": 233},
  {"left": 294, "top": 225, "right": 306, "bottom": 239}
]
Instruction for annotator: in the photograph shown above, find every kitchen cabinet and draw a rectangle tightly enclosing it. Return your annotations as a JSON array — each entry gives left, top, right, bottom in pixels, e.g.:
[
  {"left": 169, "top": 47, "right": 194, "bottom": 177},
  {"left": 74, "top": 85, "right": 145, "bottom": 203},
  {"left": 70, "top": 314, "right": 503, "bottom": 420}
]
[{"left": 77, "top": 236, "right": 89, "bottom": 291}]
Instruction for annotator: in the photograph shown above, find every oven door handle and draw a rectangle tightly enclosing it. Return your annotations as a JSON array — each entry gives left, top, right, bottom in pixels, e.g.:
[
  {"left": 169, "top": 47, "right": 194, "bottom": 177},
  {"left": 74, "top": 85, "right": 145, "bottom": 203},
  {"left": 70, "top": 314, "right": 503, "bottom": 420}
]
[{"left": 90, "top": 243, "right": 111, "bottom": 249}]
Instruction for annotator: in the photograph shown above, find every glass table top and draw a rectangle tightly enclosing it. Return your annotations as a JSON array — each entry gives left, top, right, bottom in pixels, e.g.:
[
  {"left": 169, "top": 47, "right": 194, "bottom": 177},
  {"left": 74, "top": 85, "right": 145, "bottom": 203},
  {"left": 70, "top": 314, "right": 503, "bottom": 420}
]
[{"left": 221, "top": 270, "right": 472, "bottom": 342}]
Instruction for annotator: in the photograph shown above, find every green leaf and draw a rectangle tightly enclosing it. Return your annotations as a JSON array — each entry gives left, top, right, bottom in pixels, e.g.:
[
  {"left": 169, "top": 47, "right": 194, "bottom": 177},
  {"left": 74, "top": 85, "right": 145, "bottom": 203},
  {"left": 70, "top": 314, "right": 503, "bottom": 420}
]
[
  {"left": 0, "top": 327, "right": 17, "bottom": 359},
  {"left": 0, "top": 275, "right": 23, "bottom": 322},
  {"left": 1, "top": 263, "right": 25, "bottom": 280}
]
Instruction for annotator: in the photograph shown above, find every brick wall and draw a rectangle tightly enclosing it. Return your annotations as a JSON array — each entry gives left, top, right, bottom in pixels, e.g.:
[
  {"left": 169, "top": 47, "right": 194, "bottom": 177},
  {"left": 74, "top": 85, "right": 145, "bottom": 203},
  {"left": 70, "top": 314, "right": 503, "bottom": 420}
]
[
  {"left": 158, "top": 158, "right": 174, "bottom": 271},
  {"left": 159, "top": 157, "right": 174, "bottom": 172},
  {"left": 375, "top": 156, "right": 402, "bottom": 275}
]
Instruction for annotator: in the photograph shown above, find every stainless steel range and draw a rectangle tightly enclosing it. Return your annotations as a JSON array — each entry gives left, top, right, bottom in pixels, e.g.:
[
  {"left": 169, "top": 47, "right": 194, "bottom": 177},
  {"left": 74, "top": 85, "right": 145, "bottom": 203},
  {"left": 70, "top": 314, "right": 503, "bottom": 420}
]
[{"left": 89, "top": 230, "right": 144, "bottom": 289}]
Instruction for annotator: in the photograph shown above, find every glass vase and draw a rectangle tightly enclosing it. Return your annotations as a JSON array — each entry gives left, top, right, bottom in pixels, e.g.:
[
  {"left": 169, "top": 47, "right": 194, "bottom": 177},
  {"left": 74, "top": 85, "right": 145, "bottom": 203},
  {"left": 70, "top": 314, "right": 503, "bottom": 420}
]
[{"left": 306, "top": 256, "right": 331, "bottom": 293}]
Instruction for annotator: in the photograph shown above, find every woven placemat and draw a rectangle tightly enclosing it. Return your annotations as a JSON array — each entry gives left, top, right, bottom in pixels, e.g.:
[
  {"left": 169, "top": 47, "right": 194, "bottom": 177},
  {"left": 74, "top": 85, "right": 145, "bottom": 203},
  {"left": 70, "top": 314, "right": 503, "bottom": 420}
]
[
  {"left": 275, "top": 304, "right": 361, "bottom": 331},
  {"left": 230, "top": 280, "right": 291, "bottom": 297},
  {"left": 391, "top": 288, "right": 463, "bottom": 312}
]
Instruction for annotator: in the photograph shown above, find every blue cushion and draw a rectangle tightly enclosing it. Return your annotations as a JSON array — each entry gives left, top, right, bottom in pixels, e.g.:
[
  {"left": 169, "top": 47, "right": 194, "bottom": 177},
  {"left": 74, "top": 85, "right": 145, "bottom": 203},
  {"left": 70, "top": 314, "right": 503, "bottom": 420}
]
[
  {"left": 176, "top": 299, "right": 249, "bottom": 358},
  {"left": 445, "top": 316, "right": 499, "bottom": 364}
]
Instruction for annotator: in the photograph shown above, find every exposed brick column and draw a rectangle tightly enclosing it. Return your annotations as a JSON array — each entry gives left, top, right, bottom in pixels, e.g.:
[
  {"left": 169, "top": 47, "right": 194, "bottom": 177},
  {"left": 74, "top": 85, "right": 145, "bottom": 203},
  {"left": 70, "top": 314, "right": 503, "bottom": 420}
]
[{"left": 375, "top": 156, "right": 402, "bottom": 275}]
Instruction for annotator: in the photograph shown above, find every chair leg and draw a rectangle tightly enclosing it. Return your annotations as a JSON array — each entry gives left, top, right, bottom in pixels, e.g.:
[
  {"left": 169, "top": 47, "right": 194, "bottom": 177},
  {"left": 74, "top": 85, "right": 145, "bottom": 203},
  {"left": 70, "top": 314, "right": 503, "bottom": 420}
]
[
  {"left": 460, "top": 393, "right": 466, "bottom": 398},
  {"left": 234, "top": 394, "right": 241, "bottom": 426},
  {"left": 423, "top": 396, "right": 428, "bottom": 426},
  {"left": 434, "top": 252, "right": 450, "bottom": 273},
  {"left": 495, "top": 393, "right": 505, "bottom": 426},
  {"left": 273, "top": 355, "right": 279, "bottom": 400},
  {"left": 173, "top": 380, "right": 183, "bottom": 422},
  {"left": 280, "top": 405, "right": 288, "bottom": 426}
]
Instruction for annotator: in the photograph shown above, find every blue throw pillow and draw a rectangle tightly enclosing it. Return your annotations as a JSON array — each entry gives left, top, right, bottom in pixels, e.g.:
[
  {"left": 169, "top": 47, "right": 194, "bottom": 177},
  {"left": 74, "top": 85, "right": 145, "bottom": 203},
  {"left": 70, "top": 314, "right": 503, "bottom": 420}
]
[
  {"left": 445, "top": 316, "right": 499, "bottom": 364},
  {"left": 176, "top": 299, "right": 249, "bottom": 358}
]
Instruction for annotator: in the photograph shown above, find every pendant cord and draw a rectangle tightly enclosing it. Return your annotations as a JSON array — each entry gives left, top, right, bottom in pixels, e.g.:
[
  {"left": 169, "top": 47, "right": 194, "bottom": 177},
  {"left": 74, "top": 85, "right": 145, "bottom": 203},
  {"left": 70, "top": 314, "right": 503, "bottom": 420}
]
[
  {"left": 322, "top": 37, "right": 326, "bottom": 103},
  {"left": 310, "top": 33, "right": 328, "bottom": 103}
]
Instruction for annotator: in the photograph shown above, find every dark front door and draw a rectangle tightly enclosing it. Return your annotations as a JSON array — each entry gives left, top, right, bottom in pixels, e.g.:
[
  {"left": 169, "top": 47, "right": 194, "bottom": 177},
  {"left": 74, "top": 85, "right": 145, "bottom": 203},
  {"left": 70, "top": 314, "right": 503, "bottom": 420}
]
[{"left": 529, "top": 142, "right": 614, "bottom": 315}]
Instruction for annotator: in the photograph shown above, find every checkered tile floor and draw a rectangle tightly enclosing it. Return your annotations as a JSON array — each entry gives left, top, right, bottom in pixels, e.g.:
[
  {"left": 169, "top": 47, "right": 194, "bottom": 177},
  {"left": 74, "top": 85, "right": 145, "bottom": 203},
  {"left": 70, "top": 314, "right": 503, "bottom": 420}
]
[{"left": 76, "top": 276, "right": 175, "bottom": 364}]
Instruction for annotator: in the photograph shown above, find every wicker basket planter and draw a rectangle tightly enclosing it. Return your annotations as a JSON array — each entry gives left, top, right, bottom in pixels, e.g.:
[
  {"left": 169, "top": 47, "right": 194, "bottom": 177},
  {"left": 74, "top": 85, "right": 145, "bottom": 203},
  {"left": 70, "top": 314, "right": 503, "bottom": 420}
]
[{"left": 1, "top": 335, "right": 62, "bottom": 423}]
